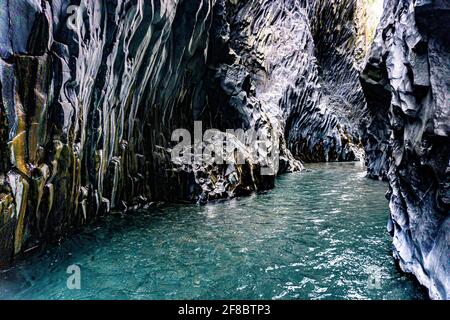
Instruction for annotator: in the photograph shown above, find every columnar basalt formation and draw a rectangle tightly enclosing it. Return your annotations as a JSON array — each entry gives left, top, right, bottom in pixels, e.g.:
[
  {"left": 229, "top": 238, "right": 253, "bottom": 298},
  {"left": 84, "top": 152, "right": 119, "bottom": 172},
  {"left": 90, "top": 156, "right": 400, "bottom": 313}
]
[
  {"left": 0, "top": 0, "right": 381, "bottom": 267},
  {"left": 0, "top": 0, "right": 300, "bottom": 266},
  {"left": 0, "top": 0, "right": 214, "bottom": 265},
  {"left": 222, "top": 0, "right": 379, "bottom": 163},
  {"left": 361, "top": 0, "right": 450, "bottom": 300},
  {"left": 0, "top": 0, "right": 274, "bottom": 265}
]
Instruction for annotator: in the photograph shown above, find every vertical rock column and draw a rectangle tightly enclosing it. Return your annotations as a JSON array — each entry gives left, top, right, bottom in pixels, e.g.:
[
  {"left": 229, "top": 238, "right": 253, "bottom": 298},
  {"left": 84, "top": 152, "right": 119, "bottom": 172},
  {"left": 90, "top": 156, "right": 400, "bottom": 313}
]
[{"left": 225, "top": 0, "right": 379, "bottom": 163}]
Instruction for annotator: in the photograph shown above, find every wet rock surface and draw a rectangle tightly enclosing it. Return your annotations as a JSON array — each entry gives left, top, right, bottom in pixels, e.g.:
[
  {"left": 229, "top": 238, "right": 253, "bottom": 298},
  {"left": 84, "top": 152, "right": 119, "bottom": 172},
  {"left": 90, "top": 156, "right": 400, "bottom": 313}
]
[
  {"left": 0, "top": 0, "right": 221, "bottom": 265},
  {"left": 361, "top": 0, "right": 450, "bottom": 300}
]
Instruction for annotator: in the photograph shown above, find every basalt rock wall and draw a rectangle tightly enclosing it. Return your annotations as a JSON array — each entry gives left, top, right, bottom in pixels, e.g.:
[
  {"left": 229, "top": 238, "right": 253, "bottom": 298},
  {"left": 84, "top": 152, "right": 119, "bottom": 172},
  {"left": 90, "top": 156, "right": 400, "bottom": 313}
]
[
  {"left": 361, "top": 0, "right": 450, "bottom": 300},
  {"left": 224, "top": 0, "right": 380, "bottom": 163},
  {"left": 2, "top": 0, "right": 447, "bottom": 302},
  {"left": 0, "top": 0, "right": 376, "bottom": 268},
  {"left": 0, "top": 0, "right": 219, "bottom": 266},
  {"left": 0, "top": 0, "right": 301, "bottom": 266}
]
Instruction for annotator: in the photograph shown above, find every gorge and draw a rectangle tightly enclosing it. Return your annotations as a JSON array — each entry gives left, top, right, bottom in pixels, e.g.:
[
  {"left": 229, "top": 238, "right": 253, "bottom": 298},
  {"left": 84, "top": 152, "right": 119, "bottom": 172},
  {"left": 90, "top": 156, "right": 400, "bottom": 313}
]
[{"left": 0, "top": 0, "right": 448, "bottom": 300}]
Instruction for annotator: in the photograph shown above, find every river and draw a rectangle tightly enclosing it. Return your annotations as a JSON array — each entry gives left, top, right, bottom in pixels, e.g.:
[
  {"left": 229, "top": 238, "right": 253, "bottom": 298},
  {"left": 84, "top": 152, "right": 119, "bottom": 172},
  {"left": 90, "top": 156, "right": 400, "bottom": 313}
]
[{"left": 0, "top": 162, "right": 426, "bottom": 300}]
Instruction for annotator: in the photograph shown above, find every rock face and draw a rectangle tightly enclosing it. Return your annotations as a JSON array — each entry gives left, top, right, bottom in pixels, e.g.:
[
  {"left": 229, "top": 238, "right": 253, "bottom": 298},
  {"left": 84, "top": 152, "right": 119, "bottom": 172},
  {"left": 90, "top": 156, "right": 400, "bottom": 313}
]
[
  {"left": 3, "top": 0, "right": 374, "bottom": 265},
  {"left": 0, "top": 0, "right": 448, "bottom": 301},
  {"left": 0, "top": 0, "right": 210, "bottom": 264},
  {"left": 0, "top": 0, "right": 302, "bottom": 266},
  {"left": 0, "top": 0, "right": 243, "bottom": 265},
  {"left": 224, "top": 0, "right": 379, "bottom": 163},
  {"left": 361, "top": 0, "right": 450, "bottom": 300},
  {"left": 0, "top": 0, "right": 383, "bottom": 270}
]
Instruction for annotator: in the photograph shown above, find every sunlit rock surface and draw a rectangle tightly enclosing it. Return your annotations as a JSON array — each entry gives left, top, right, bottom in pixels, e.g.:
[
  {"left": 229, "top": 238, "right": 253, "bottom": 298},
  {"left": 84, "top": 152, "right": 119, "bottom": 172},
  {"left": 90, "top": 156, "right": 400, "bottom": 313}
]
[{"left": 361, "top": 0, "right": 450, "bottom": 300}]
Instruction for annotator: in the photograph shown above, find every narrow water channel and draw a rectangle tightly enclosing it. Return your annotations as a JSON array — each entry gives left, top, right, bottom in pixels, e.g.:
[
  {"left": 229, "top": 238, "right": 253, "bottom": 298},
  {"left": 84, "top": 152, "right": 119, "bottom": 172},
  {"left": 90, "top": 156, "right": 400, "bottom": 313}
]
[{"left": 0, "top": 162, "right": 425, "bottom": 300}]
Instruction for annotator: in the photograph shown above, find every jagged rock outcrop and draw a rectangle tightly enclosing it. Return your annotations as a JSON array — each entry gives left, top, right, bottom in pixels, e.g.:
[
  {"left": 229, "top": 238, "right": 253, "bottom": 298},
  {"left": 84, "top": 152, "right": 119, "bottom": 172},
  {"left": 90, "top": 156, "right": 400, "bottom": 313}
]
[
  {"left": 188, "top": 0, "right": 303, "bottom": 204},
  {"left": 361, "top": 0, "right": 450, "bottom": 300}
]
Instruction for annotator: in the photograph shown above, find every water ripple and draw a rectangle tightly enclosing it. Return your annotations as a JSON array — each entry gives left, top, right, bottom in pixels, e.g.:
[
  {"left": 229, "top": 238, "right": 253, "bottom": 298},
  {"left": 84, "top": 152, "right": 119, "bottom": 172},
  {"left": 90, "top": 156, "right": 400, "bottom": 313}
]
[{"left": 0, "top": 162, "right": 426, "bottom": 300}]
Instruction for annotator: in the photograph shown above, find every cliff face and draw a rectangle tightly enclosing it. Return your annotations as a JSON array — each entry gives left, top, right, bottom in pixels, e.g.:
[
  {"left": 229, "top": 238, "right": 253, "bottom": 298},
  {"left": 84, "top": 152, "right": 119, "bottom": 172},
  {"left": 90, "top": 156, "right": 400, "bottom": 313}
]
[
  {"left": 0, "top": 0, "right": 302, "bottom": 266},
  {"left": 361, "top": 0, "right": 450, "bottom": 300},
  {"left": 282, "top": 0, "right": 367, "bottom": 162},
  {"left": 0, "top": 0, "right": 448, "bottom": 301},
  {"left": 224, "top": 0, "right": 377, "bottom": 163},
  {"left": 1, "top": 0, "right": 369, "bottom": 265}
]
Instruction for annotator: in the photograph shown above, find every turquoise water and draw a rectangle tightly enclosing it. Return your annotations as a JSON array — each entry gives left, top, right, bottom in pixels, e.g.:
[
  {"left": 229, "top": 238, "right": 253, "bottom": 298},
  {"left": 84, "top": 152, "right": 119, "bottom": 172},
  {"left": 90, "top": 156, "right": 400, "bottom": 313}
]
[{"left": 0, "top": 162, "right": 425, "bottom": 300}]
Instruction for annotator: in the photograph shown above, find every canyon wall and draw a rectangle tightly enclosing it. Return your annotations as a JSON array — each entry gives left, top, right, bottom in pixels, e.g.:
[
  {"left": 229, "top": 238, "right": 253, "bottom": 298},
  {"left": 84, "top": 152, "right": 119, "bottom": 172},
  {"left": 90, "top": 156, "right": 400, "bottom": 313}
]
[
  {"left": 0, "top": 0, "right": 215, "bottom": 265},
  {"left": 0, "top": 0, "right": 301, "bottom": 266},
  {"left": 361, "top": 0, "right": 449, "bottom": 299},
  {"left": 1, "top": 0, "right": 447, "bottom": 301},
  {"left": 3, "top": 0, "right": 370, "bottom": 266},
  {"left": 0, "top": 0, "right": 284, "bottom": 266},
  {"left": 0, "top": 0, "right": 381, "bottom": 270},
  {"left": 224, "top": 0, "right": 378, "bottom": 163}
]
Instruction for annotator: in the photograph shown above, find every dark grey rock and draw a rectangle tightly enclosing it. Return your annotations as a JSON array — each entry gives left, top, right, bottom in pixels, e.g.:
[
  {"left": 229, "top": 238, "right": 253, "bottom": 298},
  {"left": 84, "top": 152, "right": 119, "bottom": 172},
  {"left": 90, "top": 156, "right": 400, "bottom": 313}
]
[
  {"left": 0, "top": 0, "right": 219, "bottom": 265},
  {"left": 0, "top": 0, "right": 300, "bottom": 266},
  {"left": 0, "top": 0, "right": 448, "bottom": 302},
  {"left": 361, "top": 0, "right": 450, "bottom": 300}
]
